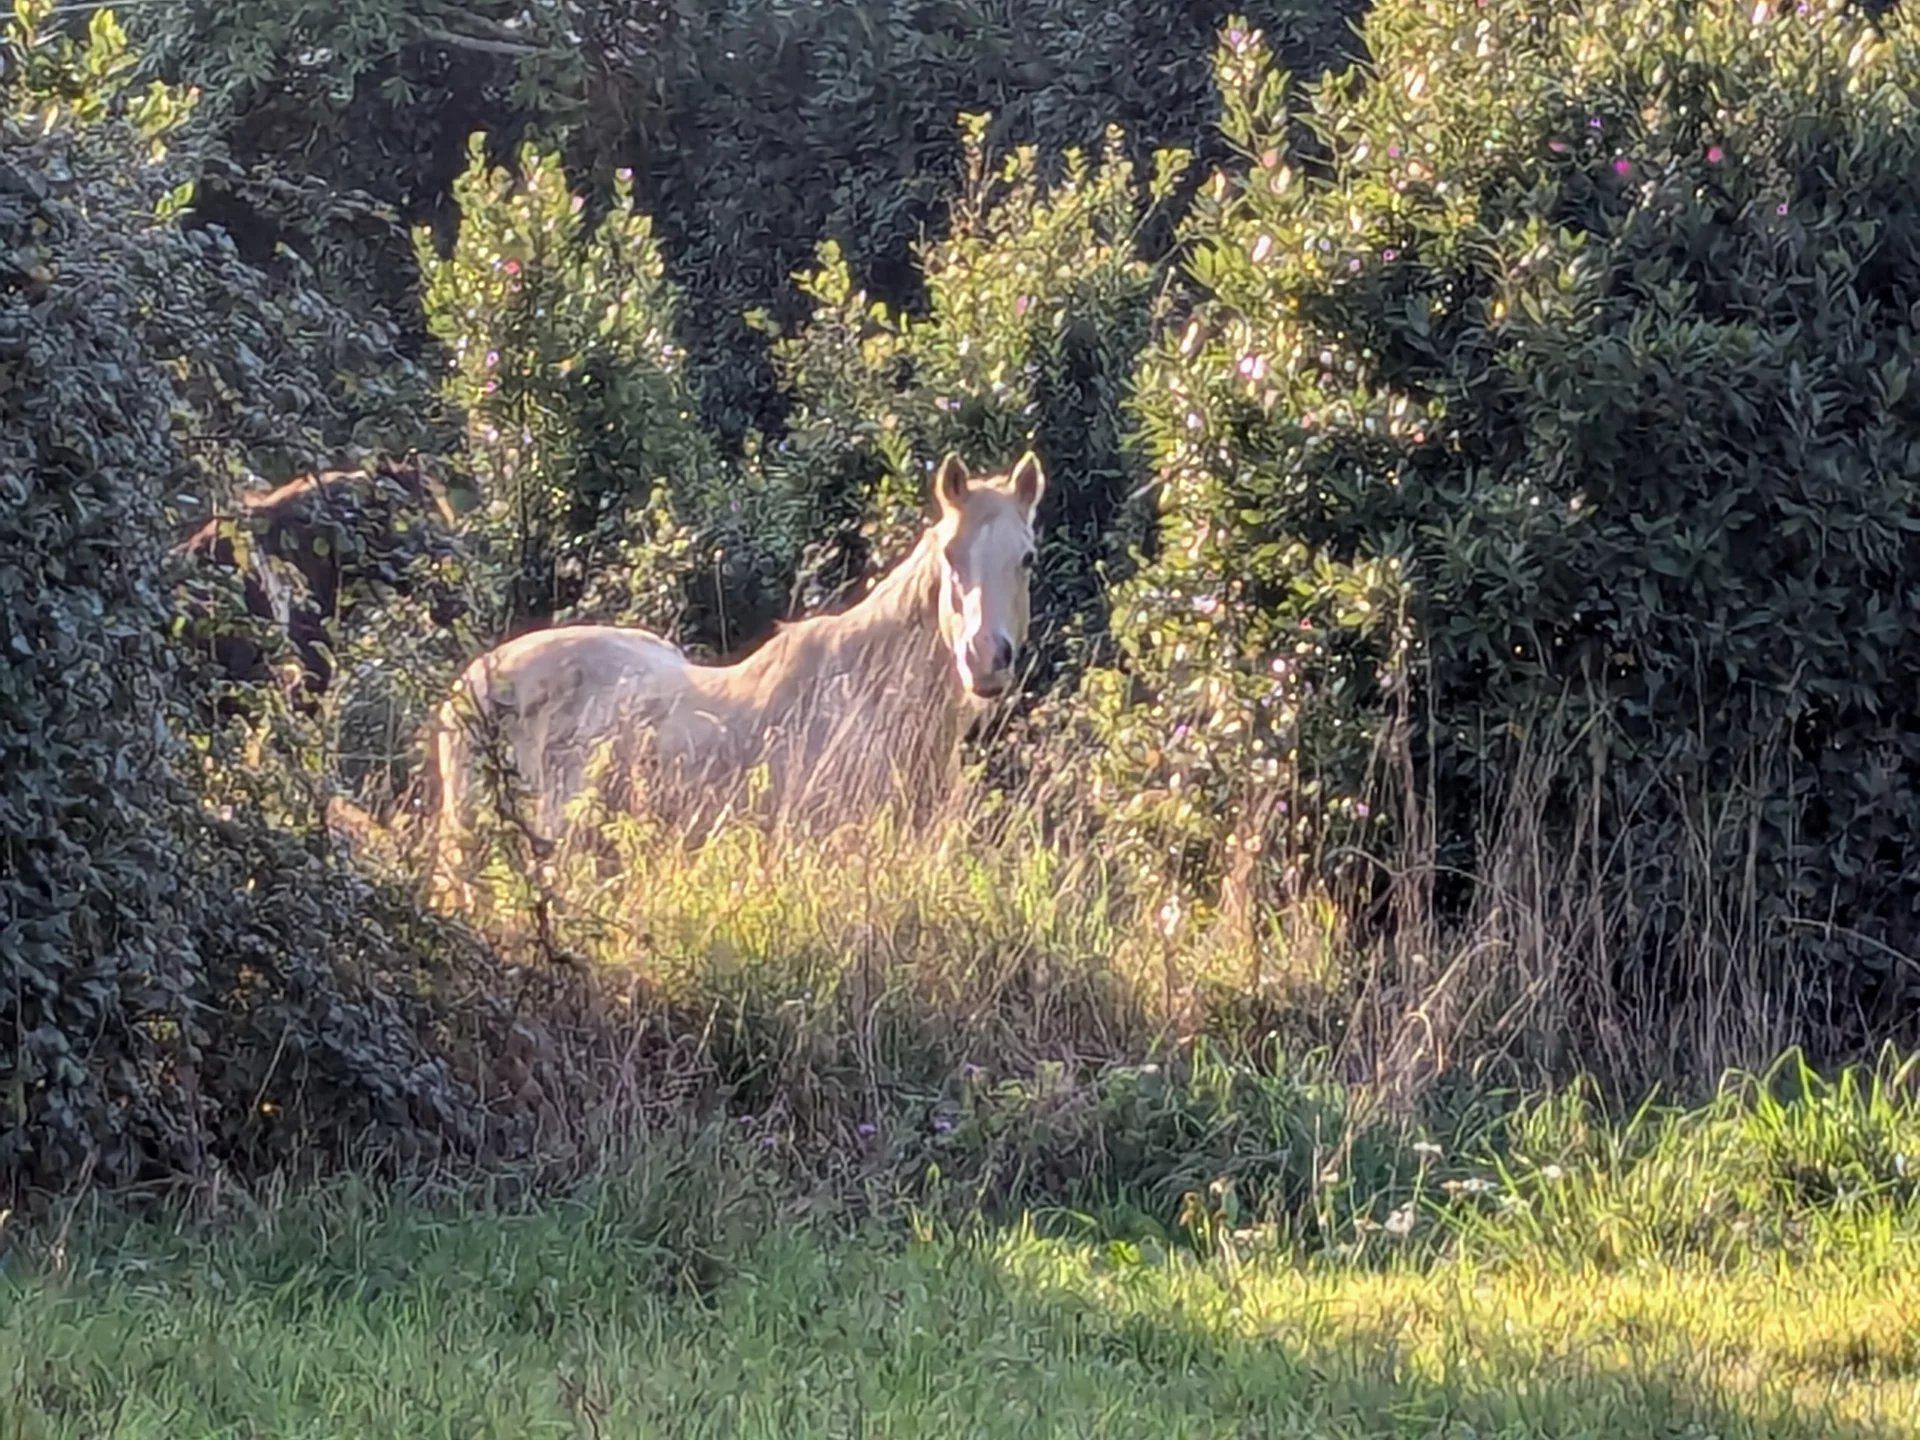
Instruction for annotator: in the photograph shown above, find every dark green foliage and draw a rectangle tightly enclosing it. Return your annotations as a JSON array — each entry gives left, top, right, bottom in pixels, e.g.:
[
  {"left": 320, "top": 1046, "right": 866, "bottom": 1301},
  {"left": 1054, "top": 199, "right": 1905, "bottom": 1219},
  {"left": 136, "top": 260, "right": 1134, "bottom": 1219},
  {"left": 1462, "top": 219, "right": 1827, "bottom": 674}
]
[
  {"left": 418, "top": 141, "right": 804, "bottom": 651},
  {"left": 770, "top": 118, "right": 1179, "bottom": 695},
  {"left": 0, "top": 6, "right": 578, "bottom": 1203},
  {"left": 1099, "top": 3, "right": 1920, "bottom": 1057},
  {"left": 0, "top": 39, "right": 200, "bottom": 1190},
  {"left": 149, "top": 0, "right": 1365, "bottom": 439},
  {"left": 595, "top": 0, "right": 1366, "bottom": 443}
]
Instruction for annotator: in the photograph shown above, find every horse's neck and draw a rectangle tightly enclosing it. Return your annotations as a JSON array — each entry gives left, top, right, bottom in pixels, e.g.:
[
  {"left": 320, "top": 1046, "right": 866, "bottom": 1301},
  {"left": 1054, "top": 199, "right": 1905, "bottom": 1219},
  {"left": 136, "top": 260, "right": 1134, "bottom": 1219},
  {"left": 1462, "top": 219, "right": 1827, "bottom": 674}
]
[{"left": 737, "top": 531, "right": 956, "bottom": 719}]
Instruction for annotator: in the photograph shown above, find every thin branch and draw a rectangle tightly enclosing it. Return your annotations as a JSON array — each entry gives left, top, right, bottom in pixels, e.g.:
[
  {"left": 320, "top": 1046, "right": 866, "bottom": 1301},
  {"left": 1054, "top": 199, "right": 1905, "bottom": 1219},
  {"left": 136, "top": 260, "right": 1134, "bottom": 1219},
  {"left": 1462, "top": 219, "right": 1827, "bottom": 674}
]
[{"left": 413, "top": 24, "right": 544, "bottom": 59}]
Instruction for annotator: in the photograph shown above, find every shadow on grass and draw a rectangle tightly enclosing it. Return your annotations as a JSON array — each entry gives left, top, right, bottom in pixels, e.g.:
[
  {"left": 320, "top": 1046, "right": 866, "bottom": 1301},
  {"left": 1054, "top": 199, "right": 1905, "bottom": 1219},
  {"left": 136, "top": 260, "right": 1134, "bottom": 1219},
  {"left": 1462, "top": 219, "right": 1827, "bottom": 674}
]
[{"left": 3, "top": 1173, "right": 1915, "bottom": 1440}]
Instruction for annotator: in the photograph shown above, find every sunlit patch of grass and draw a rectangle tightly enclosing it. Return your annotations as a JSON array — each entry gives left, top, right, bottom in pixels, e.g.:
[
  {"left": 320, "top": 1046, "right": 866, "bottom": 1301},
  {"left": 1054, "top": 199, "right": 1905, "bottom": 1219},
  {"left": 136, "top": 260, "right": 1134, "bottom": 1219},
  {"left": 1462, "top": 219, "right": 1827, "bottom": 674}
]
[
  {"left": 474, "top": 799, "right": 1179, "bottom": 1104},
  {"left": 4, "top": 1161, "right": 1917, "bottom": 1440}
]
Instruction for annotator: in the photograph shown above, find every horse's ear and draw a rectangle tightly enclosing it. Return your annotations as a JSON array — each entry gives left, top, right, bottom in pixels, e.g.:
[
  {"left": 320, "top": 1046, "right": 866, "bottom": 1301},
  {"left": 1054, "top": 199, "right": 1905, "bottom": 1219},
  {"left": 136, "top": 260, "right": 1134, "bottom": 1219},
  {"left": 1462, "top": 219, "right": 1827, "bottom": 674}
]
[
  {"left": 932, "top": 453, "right": 970, "bottom": 515},
  {"left": 1009, "top": 451, "right": 1047, "bottom": 517}
]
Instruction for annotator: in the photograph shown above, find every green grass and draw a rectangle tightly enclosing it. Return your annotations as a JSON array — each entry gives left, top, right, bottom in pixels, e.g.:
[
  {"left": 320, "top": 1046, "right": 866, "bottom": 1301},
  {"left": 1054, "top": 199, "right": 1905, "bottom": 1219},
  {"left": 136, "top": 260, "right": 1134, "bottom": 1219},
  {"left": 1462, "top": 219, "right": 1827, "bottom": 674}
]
[
  {"left": 2, "top": 1195, "right": 1915, "bottom": 1438},
  {"left": 7, "top": 1056, "right": 1920, "bottom": 1440}
]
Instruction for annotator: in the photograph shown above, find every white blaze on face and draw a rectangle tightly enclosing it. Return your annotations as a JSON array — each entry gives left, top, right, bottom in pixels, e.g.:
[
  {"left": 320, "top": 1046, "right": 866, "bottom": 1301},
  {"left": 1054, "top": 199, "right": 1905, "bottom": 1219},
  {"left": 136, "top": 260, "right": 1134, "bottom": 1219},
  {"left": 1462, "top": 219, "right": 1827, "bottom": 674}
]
[
  {"left": 948, "top": 514, "right": 1029, "bottom": 697},
  {"left": 929, "top": 451, "right": 1046, "bottom": 701}
]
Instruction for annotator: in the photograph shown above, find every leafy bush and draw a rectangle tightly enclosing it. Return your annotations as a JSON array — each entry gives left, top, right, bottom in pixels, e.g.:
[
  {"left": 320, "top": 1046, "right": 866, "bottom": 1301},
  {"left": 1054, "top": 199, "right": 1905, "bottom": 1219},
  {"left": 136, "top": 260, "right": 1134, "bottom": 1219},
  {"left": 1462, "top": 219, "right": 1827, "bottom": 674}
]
[
  {"left": 419, "top": 140, "right": 802, "bottom": 651},
  {"left": 596, "top": 0, "right": 1362, "bottom": 443},
  {"left": 150, "top": 0, "right": 1365, "bottom": 440},
  {"left": 770, "top": 116, "right": 1181, "bottom": 693},
  {"left": 1096, "top": 3, "right": 1920, "bottom": 1063},
  {"left": 0, "top": 3, "right": 601, "bottom": 1204}
]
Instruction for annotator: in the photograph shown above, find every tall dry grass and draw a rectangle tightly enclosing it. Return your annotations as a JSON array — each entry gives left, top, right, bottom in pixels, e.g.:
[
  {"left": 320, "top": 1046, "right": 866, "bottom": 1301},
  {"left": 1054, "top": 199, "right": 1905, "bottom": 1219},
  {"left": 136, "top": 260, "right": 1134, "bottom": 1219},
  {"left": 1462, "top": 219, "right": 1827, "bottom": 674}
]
[{"left": 333, "top": 672, "right": 1895, "bottom": 1164}]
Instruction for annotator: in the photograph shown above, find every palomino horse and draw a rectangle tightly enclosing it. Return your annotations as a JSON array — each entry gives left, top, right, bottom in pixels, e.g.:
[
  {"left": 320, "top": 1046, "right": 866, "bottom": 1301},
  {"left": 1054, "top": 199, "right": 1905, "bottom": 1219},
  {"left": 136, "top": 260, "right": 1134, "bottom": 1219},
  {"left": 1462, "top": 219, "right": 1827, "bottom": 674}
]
[{"left": 430, "top": 452, "right": 1045, "bottom": 893}]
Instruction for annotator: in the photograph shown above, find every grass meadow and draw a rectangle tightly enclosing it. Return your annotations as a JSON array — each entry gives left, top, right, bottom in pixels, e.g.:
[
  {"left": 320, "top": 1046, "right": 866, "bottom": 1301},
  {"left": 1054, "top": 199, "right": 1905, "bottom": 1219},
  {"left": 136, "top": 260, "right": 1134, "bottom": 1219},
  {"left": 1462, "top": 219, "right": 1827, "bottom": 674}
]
[
  {"left": 9, "top": 756, "right": 1920, "bottom": 1439},
  {"left": 5, "top": 1043, "right": 1918, "bottom": 1438}
]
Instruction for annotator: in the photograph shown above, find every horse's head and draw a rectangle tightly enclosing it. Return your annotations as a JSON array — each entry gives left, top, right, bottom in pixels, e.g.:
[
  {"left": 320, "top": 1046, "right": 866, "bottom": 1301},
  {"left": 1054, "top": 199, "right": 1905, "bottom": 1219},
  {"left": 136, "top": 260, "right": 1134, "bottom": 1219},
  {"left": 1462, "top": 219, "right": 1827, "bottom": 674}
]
[{"left": 931, "top": 450, "right": 1046, "bottom": 700}]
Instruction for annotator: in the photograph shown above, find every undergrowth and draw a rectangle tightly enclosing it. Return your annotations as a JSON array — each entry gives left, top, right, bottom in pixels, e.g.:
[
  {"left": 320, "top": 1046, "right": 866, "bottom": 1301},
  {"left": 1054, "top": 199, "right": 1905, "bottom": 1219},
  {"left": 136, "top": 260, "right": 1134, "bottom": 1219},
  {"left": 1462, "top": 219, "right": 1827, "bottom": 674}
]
[{"left": 2, "top": 1049, "right": 1916, "bottom": 1438}]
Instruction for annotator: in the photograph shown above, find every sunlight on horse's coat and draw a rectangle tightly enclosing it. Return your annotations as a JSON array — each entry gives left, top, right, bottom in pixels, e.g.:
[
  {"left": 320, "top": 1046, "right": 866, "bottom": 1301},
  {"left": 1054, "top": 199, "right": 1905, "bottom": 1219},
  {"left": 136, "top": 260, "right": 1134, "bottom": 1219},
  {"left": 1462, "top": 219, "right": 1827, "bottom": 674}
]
[{"left": 431, "top": 452, "right": 1045, "bottom": 897}]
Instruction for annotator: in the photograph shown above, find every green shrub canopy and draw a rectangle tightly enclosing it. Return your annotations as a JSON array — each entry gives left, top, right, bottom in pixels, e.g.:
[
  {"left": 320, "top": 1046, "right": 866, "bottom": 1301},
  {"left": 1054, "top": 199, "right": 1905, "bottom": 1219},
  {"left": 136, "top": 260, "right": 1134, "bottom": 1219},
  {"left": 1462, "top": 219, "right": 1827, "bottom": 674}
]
[{"left": 1098, "top": 1, "right": 1920, "bottom": 1040}]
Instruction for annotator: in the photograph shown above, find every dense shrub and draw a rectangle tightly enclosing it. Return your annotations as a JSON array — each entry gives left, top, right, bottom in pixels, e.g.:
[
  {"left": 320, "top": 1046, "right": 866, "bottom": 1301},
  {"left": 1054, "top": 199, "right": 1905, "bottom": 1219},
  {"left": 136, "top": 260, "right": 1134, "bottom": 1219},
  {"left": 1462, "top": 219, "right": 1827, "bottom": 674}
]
[
  {"left": 770, "top": 117, "right": 1181, "bottom": 693},
  {"left": 148, "top": 0, "right": 1365, "bottom": 439},
  {"left": 0, "top": 4, "right": 578, "bottom": 1203},
  {"left": 594, "top": 0, "right": 1365, "bottom": 443},
  {"left": 1096, "top": 4, "right": 1920, "bottom": 1061},
  {"left": 418, "top": 141, "right": 803, "bottom": 651}
]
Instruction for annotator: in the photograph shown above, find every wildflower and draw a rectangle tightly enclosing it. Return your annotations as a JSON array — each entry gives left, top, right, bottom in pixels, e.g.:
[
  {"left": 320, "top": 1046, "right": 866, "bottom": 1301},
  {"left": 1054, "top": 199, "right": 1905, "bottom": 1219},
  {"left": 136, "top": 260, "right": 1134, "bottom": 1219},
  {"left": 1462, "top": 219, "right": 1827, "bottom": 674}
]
[
  {"left": 857, "top": 1122, "right": 878, "bottom": 1139},
  {"left": 933, "top": 1116, "right": 955, "bottom": 1135},
  {"left": 1414, "top": 1142, "right": 1444, "bottom": 1163},
  {"left": 1251, "top": 233, "right": 1274, "bottom": 264},
  {"left": 1385, "top": 1205, "right": 1417, "bottom": 1237},
  {"left": 504, "top": 259, "right": 521, "bottom": 276},
  {"left": 1383, "top": 248, "right": 1400, "bottom": 262},
  {"left": 1548, "top": 140, "right": 1570, "bottom": 155},
  {"left": 1706, "top": 145, "right": 1725, "bottom": 164},
  {"left": 1777, "top": 202, "right": 1790, "bottom": 217},
  {"left": 1541, "top": 1163, "right": 1566, "bottom": 1182},
  {"left": 1612, "top": 157, "right": 1633, "bottom": 177}
]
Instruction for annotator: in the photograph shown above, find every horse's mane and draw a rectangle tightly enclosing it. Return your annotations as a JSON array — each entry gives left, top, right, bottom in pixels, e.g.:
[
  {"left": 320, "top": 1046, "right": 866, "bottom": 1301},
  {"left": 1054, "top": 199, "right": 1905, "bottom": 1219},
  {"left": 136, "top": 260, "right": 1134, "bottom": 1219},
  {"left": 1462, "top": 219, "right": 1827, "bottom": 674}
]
[{"left": 747, "top": 528, "right": 942, "bottom": 668}]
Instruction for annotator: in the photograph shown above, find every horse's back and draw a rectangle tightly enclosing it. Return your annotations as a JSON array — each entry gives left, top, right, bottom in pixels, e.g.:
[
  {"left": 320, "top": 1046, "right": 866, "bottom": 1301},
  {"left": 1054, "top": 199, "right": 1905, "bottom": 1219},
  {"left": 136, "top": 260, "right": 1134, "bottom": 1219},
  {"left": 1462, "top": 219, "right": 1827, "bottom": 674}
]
[{"left": 436, "top": 624, "right": 692, "bottom": 855}]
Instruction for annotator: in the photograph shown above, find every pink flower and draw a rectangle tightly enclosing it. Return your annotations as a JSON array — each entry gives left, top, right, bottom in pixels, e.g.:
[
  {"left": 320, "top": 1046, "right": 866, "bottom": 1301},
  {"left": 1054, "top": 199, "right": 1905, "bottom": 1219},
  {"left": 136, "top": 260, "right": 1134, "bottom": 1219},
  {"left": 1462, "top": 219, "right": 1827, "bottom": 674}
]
[
  {"left": 1706, "top": 145, "right": 1725, "bottom": 164},
  {"left": 1612, "top": 157, "right": 1633, "bottom": 177}
]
